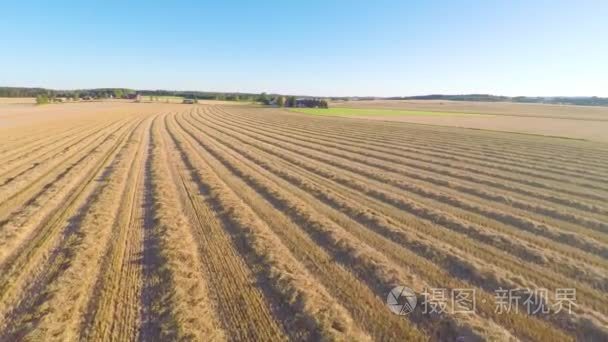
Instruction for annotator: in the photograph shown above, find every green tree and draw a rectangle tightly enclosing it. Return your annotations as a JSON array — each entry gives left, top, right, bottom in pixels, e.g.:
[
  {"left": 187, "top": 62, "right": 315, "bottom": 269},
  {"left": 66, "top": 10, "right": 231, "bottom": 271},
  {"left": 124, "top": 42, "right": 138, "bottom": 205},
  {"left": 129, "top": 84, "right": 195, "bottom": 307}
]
[
  {"left": 286, "top": 96, "right": 297, "bottom": 107},
  {"left": 276, "top": 96, "right": 285, "bottom": 107},
  {"left": 35, "top": 94, "right": 50, "bottom": 105},
  {"left": 258, "top": 92, "right": 269, "bottom": 105},
  {"left": 113, "top": 89, "right": 124, "bottom": 99}
]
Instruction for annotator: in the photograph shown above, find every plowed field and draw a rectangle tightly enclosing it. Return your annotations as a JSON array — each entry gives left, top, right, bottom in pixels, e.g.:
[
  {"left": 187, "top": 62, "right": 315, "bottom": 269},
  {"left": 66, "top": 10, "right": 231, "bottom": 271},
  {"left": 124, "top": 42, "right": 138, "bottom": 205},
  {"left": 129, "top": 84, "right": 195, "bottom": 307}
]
[{"left": 0, "top": 102, "right": 606, "bottom": 341}]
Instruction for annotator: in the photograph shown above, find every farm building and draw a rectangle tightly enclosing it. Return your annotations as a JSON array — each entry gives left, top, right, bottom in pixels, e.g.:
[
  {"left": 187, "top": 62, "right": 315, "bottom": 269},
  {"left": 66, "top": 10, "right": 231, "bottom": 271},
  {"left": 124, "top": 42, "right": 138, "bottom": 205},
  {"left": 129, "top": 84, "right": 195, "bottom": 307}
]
[{"left": 126, "top": 93, "right": 142, "bottom": 101}]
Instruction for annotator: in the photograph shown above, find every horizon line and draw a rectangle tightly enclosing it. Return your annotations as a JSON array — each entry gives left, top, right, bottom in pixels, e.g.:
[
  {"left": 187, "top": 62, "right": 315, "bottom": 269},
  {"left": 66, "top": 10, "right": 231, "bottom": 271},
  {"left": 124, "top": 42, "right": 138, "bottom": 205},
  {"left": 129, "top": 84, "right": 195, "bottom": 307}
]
[{"left": 2, "top": 85, "right": 607, "bottom": 100}]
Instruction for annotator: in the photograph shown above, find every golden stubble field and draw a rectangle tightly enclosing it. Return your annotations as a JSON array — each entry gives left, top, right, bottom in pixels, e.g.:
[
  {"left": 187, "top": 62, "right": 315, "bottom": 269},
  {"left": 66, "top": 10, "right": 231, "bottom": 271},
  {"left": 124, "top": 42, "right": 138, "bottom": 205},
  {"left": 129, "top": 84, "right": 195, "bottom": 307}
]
[
  {"left": 330, "top": 99, "right": 608, "bottom": 142},
  {"left": 0, "top": 100, "right": 607, "bottom": 341}
]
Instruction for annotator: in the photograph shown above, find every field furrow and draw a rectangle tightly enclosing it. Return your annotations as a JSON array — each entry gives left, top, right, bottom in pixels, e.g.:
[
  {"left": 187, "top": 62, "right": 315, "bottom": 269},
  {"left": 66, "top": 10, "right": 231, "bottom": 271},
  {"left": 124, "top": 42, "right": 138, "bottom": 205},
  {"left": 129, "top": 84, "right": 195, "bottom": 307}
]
[
  {"left": 0, "top": 115, "right": 142, "bottom": 338},
  {"left": 0, "top": 120, "right": 121, "bottom": 187},
  {"left": 0, "top": 119, "right": 139, "bottom": 267},
  {"left": 211, "top": 107, "right": 608, "bottom": 216},
  {"left": 208, "top": 107, "right": 608, "bottom": 208},
  {"left": 182, "top": 109, "right": 608, "bottom": 338},
  {"left": 0, "top": 116, "right": 147, "bottom": 341},
  {"left": 138, "top": 115, "right": 225, "bottom": 340},
  {"left": 217, "top": 107, "right": 608, "bottom": 187},
  {"left": 0, "top": 118, "right": 131, "bottom": 212},
  {"left": 1, "top": 101, "right": 605, "bottom": 341},
  {"left": 177, "top": 112, "right": 573, "bottom": 340},
  {"left": 83, "top": 118, "right": 151, "bottom": 341},
  {"left": 230, "top": 107, "right": 608, "bottom": 172},
  {"left": 201, "top": 109, "right": 608, "bottom": 246},
  {"left": 0, "top": 122, "right": 93, "bottom": 167},
  {"left": 167, "top": 114, "right": 424, "bottom": 340},
  {"left": 261, "top": 109, "right": 608, "bottom": 168},
  {"left": 166, "top": 113, "right": 372, "bottom": 341},
  {"left": 189, "top": 110, "right": 608, "bottom": 274}
]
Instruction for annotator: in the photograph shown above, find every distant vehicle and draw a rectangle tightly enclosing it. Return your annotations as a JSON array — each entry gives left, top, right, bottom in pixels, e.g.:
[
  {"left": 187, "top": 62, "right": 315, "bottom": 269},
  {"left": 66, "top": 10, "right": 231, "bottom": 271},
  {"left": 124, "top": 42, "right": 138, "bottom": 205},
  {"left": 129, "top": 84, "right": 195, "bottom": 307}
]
[{"left": 182, "top": 99, "right": 195, "bottom": 104}]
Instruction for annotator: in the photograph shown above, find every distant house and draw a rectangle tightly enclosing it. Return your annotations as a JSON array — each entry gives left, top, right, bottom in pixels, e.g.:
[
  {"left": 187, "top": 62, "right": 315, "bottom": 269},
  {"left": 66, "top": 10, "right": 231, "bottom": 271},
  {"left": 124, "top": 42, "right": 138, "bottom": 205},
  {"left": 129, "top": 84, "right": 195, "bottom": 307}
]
[
  {"left": 295, "top": 98, "right": 307, "bottom": 107},
  {"left": 268, "top": 97, "right": 282, "bottom": 107},
  {"left": 126, "top": 93, "right": 141, "bottom": 101}
]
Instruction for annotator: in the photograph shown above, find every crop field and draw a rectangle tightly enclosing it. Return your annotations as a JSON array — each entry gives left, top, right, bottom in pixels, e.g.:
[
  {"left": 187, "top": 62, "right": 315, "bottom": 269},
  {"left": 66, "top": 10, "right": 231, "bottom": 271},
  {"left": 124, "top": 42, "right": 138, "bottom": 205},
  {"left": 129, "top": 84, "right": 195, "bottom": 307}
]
[
  {"left": 290, "top": 107, "right": 480, "bottom": 117},
  {"left": 328, "top": 100, "right": 608, "bottom": 142},
  {"left": 141, "top": 95, "right": 185, "bottom": 103},
  {"left": 330, "top": 99, "right": 608, "bottom": 120},
  {"left": 0, "top": 102, "right": 607, "bottom": 341}
]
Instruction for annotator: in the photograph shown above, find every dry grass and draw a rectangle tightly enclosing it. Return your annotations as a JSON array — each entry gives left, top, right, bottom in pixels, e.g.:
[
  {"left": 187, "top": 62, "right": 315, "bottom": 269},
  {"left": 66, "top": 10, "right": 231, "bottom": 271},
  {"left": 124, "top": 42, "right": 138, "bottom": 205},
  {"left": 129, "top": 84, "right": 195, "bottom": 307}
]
[
  {"left": 325, "top": 100, "right": 608, "bottom": 142},
  {"left": 331, "top": 99, "right": 608, "bottom": 119},
  {"left": 0, "top": 97, "right": 36, "bottom": 104},
  {"left": 0, "top": 101, "right": 606, "bottom": 341}
]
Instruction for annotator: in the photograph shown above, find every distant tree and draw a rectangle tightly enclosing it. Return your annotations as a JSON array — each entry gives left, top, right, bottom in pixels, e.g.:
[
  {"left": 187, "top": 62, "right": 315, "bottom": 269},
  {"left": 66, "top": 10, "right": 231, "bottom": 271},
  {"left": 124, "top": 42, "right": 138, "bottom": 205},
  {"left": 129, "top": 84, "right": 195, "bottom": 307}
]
[
  {"left": 35, "top": 94, "right": 50, "bottom": 105},
  {"left": 258, "top": 92, "right": 270, "bottom": 105},
  {"left": 73, "top": 92, "right": 79, "bottom": 101},
  {"left": 286, "top": 96, "right": 296, "bottom": 107},
  {"left": 276, "top": 96, "right": 285, "bottom": 107},
  {"left": 113, "top": 89, "right": 124, "bottom": 99},
  {"left": 319, "top": 99, "right": 329, "bottom": 108}
]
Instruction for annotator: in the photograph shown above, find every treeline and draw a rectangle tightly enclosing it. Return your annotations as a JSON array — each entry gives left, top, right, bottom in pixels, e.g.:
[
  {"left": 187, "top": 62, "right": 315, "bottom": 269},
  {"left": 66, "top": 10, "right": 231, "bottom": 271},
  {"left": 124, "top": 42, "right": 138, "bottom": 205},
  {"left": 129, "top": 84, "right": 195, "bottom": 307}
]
[
  {"left": 256, "top": 93, "right": 328, "bottom": 108},
  {"left": 0, "top": 87, "right": 269, "bottom": 102},
  {"left": 288, "top": 97, "right": 329, "bottom": 108},
  {"left": 387, "top": 94, "right": 608, "bottom": 107},
  {"left": 0, "top": 87, "right": 49, "bottom": 97},
  {"left": 0, "top": 87, "right": 331, "bottom": 108},
  {"left": 136, "top": 90, "right": 281, "bottom": 102},
  {"left": 0, "top": 87, "right": 136, "bottom": 99},
  {"left": 9, "top": 87, "right": 606, "bottom": 107}
]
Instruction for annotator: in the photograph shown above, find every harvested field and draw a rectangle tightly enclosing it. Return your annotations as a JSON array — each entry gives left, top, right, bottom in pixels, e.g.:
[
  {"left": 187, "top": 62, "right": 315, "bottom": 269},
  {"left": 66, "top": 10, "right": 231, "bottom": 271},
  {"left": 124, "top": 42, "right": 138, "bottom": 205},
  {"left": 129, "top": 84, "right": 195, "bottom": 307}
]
[
  {"left": 0, "top": 98, "right": 36, "bottom": 105},
  {"left": 330, "top": 99, "right": 608, "bottom": 120},
  {"left": 0, "top": 102, "right": 607, "bottom": 341},
  {"left": 326, "top": 100, "right": 608, "bottom": 142}
]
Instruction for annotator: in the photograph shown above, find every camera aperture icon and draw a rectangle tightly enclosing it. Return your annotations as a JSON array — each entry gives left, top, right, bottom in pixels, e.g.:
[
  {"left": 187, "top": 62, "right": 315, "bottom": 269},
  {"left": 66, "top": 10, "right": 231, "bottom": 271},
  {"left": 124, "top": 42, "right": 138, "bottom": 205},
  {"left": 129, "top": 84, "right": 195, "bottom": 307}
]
[{"left": 387, "top": 286, "right": 417, "bottom": 315}]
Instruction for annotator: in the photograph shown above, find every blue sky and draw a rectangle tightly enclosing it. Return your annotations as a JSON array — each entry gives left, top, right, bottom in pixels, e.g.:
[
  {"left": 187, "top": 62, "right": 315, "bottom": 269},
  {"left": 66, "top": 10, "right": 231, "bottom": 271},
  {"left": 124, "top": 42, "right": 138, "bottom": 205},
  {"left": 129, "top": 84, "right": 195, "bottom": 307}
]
[{"left": 1, "top": 1, "right": 607, "bottom": 97}]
